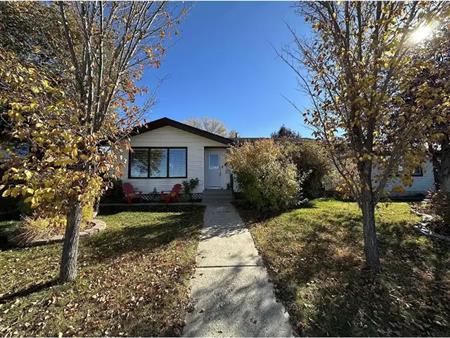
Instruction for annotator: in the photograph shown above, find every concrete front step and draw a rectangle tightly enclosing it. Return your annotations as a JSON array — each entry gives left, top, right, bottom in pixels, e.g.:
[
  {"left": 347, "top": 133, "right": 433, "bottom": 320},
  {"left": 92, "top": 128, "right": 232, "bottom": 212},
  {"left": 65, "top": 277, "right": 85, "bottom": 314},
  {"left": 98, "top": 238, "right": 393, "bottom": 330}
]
[
  {"left": 203, "top": 189, "right": 233, "bottom": 195},
  {"left": 203, "top": 197, "right": 234, "bottom": 201},
  {"left": 202, "top": 190, "right": 234, "bottom": 201}
]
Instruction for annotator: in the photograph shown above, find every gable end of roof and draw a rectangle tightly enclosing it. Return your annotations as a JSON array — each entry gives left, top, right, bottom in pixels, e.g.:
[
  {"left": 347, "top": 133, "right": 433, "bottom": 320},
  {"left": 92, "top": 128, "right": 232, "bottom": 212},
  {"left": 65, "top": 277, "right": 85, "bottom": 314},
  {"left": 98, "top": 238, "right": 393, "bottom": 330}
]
[{"left": 130, "top": 117, "right": 232, "bottom": 145}]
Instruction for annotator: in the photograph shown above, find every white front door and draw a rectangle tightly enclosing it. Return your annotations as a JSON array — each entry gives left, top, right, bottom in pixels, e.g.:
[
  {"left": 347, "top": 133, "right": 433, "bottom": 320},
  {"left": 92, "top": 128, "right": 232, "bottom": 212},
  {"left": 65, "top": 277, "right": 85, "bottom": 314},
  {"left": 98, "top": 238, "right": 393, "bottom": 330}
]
[{"left": 205, "top": 149, "right": 223, "bottom": 189}]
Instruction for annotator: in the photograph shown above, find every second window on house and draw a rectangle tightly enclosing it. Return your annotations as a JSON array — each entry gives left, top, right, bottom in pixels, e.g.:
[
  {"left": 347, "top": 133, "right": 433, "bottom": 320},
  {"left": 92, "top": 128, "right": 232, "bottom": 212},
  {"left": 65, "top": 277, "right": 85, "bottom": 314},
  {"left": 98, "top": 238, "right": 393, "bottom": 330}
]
[{"left": 129, "top": 147, "right": 187, "bottom": 178}]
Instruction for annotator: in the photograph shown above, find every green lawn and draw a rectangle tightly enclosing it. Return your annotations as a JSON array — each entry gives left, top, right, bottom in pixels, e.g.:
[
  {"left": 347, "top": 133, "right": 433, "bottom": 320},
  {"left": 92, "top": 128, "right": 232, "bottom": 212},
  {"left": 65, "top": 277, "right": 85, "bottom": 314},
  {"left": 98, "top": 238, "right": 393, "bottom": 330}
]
[
  {"left": 0, "top": 208, "right": 204, "bottom": 336},
  {"left": 238, "top": 199, "right": 450, "bottom": 336}
]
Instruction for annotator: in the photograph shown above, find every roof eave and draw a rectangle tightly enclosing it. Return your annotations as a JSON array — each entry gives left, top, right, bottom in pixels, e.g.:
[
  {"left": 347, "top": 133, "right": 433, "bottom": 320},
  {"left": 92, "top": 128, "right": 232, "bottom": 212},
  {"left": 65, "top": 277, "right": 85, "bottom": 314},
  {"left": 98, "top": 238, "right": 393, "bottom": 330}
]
[{"left": 130, "top": 117, "right": 233, "bottom": 145}]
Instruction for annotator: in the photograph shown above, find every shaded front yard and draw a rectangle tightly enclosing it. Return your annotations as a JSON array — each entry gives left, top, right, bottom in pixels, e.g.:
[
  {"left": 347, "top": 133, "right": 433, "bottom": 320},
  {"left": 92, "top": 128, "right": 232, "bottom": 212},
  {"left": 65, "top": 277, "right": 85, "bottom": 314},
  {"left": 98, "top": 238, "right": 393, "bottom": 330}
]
[
  {"left": 238, "top": 199, "right": 450, "bottom": 336},
  {"left": 0, "top": 207, "right": 204, "bottom": 336}
]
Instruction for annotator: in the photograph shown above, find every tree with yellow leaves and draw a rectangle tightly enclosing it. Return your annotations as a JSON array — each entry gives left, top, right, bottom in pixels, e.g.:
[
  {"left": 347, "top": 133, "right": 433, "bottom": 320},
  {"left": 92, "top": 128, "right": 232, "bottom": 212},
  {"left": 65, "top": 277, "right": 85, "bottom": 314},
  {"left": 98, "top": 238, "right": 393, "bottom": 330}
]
[
  {"left": 282, "top": 2, "right": 448, "bottom": 273},
  {"left": 1, "top": 2, "right": 185, "bottom": 282}
]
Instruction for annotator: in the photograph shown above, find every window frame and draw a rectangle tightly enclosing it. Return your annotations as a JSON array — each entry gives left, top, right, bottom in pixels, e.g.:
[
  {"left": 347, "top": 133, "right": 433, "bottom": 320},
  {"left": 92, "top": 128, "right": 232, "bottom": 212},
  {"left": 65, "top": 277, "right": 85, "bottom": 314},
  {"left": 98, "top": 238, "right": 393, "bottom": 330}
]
[{"left": 128, "top": 146, "right": 188, "bottom": 179}]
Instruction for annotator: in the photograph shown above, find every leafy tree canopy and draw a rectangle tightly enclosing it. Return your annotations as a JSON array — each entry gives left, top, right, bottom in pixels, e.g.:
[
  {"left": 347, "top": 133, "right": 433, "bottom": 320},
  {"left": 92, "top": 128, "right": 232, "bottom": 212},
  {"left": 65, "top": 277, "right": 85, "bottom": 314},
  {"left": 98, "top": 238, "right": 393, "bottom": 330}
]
[
  {"left": 0, "top": 1, "right": 185, "bottom": 282},
  {"left": 271, "top": 125, "right": 301, "bottom": 139},
  {"left": 283, "top": 1, "right": 448, "bottom": 272},
  {"left": 185, "top": 117, "right": 228, "bottom": 137}
]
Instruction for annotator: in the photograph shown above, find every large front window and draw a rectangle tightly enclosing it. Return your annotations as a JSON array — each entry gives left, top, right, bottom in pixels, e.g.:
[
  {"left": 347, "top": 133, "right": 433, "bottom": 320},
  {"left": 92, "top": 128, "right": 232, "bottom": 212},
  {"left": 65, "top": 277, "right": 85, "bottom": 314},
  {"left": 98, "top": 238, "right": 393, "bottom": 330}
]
[{"left": 129, "top": 147, "right": 187, "bottom": 178}]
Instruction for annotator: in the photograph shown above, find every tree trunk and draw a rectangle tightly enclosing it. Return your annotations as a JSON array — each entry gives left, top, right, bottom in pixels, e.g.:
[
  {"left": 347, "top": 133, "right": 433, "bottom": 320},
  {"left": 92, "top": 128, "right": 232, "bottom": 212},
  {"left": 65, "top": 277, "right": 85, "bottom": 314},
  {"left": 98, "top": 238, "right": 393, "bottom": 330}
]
[
  {"left": 429, "top": 144, "right": 441, "bottom": 191},
  {"left": 360, "top": 190, "right": 381, "bottom": 273},
  {"left": 60, "top": 198, "right": 83, "bottom": 283},
  {"left": 438, "top": 139, "right": 450, "bottom": 193},
  {"left": 358, "top": 161, "right": 381, "bottom": 273}
]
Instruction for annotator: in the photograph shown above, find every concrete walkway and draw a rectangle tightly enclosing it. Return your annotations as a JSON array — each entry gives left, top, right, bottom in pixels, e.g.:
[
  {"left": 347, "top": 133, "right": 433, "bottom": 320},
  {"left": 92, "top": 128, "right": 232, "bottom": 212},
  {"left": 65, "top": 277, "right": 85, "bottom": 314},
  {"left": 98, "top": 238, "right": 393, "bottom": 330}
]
[{"left": 183, "top": 202, "right": 292, "bottom": 337}]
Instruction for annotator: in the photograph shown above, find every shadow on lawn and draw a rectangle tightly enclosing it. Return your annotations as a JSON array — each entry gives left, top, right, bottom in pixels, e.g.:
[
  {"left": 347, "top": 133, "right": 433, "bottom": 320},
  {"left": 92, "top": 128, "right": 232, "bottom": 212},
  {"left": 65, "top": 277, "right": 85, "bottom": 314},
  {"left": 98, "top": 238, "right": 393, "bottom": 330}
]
[
  {"left": 261, "top": 210, "right": 450, "bottom": 336},
  {"left": 98, "top": 204, "right": 204, "bottom": 216},
  {"left": 1, "top": 211, "right": 203, "bottom": 307},
  {"left": 84, "top": 211, "right": 202, "bottom": 263},
  {"left": 0, "top": 278, "right": 58, "bottom": 304}
]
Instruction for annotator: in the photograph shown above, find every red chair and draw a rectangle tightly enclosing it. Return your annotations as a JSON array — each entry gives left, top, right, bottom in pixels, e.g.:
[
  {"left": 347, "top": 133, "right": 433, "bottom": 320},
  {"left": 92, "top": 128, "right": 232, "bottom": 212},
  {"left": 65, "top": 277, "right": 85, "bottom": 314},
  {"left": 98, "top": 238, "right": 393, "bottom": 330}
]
[
  {"left": 122, "top": 183, "right": 144, "bottom": 204},
  {"left": 161, "top": 184, "right": 183, "bottom": 204}
]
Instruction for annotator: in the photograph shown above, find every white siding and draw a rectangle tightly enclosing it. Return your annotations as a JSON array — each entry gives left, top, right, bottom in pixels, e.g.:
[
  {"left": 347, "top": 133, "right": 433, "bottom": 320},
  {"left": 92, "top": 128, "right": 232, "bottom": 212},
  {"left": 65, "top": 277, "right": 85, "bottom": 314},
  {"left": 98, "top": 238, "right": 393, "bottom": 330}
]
[
  {"left": 385, "top": 160, "right": 435, "bottom": 196},
  {"left": 121, "top": 126, "right": 229, "bottom": 193}
]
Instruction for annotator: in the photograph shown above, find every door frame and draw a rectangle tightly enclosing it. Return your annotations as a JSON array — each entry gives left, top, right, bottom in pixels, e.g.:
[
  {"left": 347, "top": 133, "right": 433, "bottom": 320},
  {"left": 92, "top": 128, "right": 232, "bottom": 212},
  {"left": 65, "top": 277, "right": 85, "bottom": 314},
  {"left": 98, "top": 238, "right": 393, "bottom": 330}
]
[{"left": 204, "top": 147, "right": 228, "bottom": 190}]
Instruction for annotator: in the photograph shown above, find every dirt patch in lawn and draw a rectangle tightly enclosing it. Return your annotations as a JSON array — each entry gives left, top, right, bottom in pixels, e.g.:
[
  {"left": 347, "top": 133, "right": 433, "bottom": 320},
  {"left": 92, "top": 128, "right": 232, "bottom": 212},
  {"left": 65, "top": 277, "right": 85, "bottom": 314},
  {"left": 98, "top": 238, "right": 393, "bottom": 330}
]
[
  {"left": 0, "top": 207, "right": 204, "bottom": 336},
  {"left": 238, "top": 199, "right": 450, "bottom": 336}
]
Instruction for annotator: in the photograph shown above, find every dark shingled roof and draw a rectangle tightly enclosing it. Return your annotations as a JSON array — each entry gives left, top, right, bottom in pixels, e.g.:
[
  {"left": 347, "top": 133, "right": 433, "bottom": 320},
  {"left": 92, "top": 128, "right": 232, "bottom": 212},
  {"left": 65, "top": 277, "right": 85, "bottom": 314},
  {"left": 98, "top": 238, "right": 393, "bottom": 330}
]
[{"left": 130, "top": 117, "right": 233, "bottom": 145}]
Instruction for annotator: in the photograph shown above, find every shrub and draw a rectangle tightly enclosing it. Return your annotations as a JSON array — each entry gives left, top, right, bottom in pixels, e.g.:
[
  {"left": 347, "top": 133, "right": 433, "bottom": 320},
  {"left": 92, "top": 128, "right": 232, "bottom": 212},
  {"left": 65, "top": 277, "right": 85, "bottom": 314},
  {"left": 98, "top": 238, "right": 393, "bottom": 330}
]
[
  {"left": 182, "top": 178, "right": 200, "bottom": 195},
  {"left": 10, "top": 190, "right": 96, "bottom": 245},
  {"left": 430, "top": 190, "right": 450, "bottom": 225},
  {"left": 227, "top": 139, "right": 301, "bottom": 212},
  {"left": 12, "top": 215, "right": 66, "bottom": 245},
  {"left": 82, "top": 204, "right": 94, "bottom": 221},
  {"left": 12, "top": 208, "right": 94, "bottom": 245},
  {"left": 101, "top": 179, "right": 124, "bottom": 203},
  {"left": 281, "top": 140, "right": 330, "bottom": 198},
  {"left": 0, "top": 191, "right": 32, "bottom": 218}
]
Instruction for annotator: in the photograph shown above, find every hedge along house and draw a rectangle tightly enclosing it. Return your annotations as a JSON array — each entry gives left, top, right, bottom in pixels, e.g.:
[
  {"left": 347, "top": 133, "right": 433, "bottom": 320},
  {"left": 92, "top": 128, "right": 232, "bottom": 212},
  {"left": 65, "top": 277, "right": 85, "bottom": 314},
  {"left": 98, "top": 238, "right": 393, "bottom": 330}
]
[{"left": 121, "top": 117, "right": 233, "bottom": 197}]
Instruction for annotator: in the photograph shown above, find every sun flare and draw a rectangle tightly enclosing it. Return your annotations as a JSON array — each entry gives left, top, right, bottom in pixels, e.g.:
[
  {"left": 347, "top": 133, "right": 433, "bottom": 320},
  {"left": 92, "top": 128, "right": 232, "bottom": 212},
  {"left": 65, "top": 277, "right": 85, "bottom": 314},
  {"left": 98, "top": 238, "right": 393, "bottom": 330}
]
[{"left": 410, "top": 22, "right": 437, "bottom": 44}]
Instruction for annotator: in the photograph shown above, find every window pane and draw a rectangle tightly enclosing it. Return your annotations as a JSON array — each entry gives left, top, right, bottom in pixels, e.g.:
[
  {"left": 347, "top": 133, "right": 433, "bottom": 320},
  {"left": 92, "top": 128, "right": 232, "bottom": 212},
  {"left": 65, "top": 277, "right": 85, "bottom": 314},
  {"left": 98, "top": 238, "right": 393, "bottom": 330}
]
[
  {"left": 150, "top": 149, "right": 167, "bottom": 177},
  {"left": 209, "top": 154, "right": 219, "bottom": 169},
  {"left": 130, "top": 149, "right": 148, "bottom": 177},
  {"left": 169, "top": 148, "right": 186, "bottom": 177}
]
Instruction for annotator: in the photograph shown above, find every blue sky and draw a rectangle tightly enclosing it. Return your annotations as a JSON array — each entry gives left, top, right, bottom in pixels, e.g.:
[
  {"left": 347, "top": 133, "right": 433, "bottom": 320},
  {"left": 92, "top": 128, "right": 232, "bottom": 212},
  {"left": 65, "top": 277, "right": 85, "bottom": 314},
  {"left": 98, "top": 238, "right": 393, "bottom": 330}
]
[{"left": 141, "top": 1, "right": 312, "bottom": 137}]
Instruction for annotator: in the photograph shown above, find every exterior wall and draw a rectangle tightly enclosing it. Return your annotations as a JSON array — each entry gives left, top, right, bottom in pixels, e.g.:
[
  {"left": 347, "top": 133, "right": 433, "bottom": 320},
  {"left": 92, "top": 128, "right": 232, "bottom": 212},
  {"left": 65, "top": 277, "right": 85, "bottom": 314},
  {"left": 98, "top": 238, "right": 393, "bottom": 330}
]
[
  {"left": 385, "top": 160, "right": 435, "bottom": 196},
  {"left": 121, "top": 126, "right": 229, "bottom": 193}
]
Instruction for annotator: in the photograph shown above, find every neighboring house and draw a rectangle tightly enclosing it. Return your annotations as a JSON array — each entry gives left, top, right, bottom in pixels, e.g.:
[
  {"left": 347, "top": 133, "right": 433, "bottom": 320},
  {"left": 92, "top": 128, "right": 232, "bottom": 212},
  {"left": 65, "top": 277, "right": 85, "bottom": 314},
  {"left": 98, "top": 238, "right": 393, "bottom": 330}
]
[
  {"left": 122, "top": 117, "right": 435, "bottom": 198},
  {"left": 385, "top": 161, "right": 435, "bottom": 198}
]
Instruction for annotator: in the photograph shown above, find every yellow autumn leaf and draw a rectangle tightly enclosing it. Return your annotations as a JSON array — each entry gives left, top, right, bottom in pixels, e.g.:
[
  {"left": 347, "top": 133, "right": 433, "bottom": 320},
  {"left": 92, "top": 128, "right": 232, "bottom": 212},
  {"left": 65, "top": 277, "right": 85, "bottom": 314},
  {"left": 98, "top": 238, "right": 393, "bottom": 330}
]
[
  {"left": 41, "top": 79, "right": 50, "bottom": 88},
  {"left": 24, "top": 170, "right": 33, "bottom": 179}
]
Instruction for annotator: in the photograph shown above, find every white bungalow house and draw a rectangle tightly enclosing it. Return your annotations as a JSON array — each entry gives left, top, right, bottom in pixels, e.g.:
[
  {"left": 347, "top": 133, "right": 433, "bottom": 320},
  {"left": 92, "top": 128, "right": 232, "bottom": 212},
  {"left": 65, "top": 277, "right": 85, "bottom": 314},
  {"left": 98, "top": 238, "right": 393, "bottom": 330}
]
[
  {"left": 121, "top": 117, "right": 435, "bottom": 199},
  {"left": 121, "top": 117, "right": 233, "bottom": 196}
]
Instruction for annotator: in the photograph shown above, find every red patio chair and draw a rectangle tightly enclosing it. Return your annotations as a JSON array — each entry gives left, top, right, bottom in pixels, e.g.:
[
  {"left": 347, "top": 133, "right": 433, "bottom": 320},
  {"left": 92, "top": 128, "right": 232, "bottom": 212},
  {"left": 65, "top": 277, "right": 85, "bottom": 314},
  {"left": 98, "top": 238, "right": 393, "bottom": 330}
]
[
  {"left": 122, "top": 183, "right": 144, "bottom": 204},
  {"left": 161, "top": 184, "right": 183, "bottom": 204}
]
